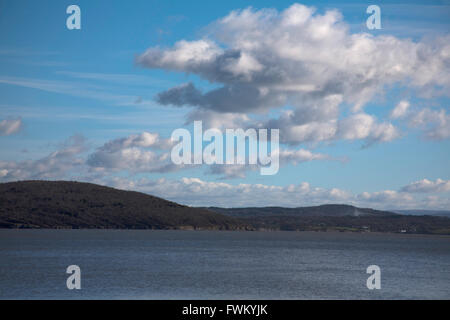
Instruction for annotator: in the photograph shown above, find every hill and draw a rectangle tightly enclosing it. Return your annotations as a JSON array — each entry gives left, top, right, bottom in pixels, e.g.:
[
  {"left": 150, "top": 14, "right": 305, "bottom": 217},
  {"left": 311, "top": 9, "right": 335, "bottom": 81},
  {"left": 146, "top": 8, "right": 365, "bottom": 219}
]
[
  {"left": 0, "top": 180, "right": 245, "bottom": 230},
  {"left": 207, "top": 204, "right": 397, "bottom": 218},
  {"left": 392, "top": 209, "right": 450, "bottom": 218},
  {"left": 1, "top": 180, "right": 449, "bottom": 234},
  {"left": 207, "top": 205, "right": 450, "bottom": 234}
]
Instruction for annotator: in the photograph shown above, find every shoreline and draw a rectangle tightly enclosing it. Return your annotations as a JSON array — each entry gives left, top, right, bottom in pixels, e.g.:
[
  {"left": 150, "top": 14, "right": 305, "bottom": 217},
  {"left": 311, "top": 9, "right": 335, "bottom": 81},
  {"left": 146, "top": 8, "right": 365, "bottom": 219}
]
[{"left": 1, "top": 228, "right": 449, "bottom": 238}]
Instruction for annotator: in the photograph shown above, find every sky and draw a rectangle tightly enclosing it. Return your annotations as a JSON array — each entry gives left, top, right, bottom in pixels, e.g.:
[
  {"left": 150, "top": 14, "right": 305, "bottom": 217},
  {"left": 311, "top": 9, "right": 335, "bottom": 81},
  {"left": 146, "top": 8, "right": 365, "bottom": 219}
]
[{"left": 0, "top": 0, "right": 449, "bottom": 209}]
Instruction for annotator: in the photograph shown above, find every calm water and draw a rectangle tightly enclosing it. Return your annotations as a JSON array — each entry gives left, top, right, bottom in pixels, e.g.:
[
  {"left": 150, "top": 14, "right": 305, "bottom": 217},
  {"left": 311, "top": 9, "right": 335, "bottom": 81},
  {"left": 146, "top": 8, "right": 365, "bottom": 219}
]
[{"left": 0, "top": 230, "right": 449, "bottom": 299}]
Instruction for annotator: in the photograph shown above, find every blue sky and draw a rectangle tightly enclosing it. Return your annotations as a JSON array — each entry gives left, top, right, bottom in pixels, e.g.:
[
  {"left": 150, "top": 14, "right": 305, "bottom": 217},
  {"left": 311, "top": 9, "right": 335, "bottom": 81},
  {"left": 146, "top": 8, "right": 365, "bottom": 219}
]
[{"left": 0, "top": 0, "right": 449, "bottom": 209}]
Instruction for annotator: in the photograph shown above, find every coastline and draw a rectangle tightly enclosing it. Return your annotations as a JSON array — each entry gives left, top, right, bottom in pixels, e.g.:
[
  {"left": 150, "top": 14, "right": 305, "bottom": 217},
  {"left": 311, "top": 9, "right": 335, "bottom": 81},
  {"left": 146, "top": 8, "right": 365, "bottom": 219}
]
[{"left": 1, "top": 227, "right": 449, "bottom": 237}]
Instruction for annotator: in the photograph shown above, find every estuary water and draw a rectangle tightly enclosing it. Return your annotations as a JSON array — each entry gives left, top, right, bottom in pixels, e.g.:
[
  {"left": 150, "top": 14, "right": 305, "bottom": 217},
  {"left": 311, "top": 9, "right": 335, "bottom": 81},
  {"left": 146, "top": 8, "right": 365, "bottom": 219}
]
[{"left": 0, "top": 230, "right": 448, "bottom": 299}]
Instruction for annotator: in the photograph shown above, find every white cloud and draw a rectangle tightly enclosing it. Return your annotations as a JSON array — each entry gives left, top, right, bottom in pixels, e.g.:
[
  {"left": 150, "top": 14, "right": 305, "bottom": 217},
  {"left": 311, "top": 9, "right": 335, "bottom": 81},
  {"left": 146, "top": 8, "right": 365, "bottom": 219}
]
[
  {"left": 138, "top": 40, "right": 223, "bottom": 73},
  {"left": 0, "top": 118, "right": 22, "bottom": 136},
  {"left": 106, "top": 176, "right": 352, "bottom": 207},
  {"left": 390, "top": 100, "right": 410, "bottom": 119},
  {"left": 278, "top": 148, "right": 329, "bottom": 164},
  {"left": 186, "top": 109, "right": 250, "bottom": 129},
  {"left": 137, "top": 3, "right": 450, "bottom": 145},
  {"left": 97, "top": 132, "right": 173, "bottom": 152},
  {"left": 274, "top": 112, "right": 402, "bottom": 146},
  {"left": 206, "top": 164, "right": 253, "bottom": 179},
  {"left": 204, "top": 148, "right": 332, "bottom": 179},
  {"left": 86, "top": 128, "right": 335, "bottom": 179},
  {"left": 401, "top": 178, "right": 450, "bottom": 193},
  {"left": 0, "top": 135, "right": 86, "bottom": 181},
  {"left": 104, "top": 176, "right": 450, "bottom": 209},
  {"left": 357, "top": 190, "right": 414, "bottom": 204},
  {"left": 0, "top": 132, "right": 448, "bottom": 209},
  {"left": 408, "top": 108, "right": 450, "bottom": 140},
  {"left": 338, "top": 113, "right": 399, "bottom": 143},
  {"left": 87, "top": 132, "right": 176, "bottom": 173},
  {"left": 0, "top": 130, "right": 328, "bottom": 181}
]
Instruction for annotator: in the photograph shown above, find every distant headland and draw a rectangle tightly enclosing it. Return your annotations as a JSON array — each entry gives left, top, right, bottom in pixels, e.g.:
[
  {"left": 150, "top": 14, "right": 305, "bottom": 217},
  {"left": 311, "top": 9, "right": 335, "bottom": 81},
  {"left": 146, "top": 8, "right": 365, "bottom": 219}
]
[{"left": 0, "top": 180, "right": 449, "bottom": 235}]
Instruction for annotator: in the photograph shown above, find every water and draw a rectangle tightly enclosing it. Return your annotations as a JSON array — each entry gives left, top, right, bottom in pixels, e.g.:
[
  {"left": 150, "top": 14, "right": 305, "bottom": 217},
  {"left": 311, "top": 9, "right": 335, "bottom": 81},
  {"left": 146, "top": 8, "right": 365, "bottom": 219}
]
[{"left": 0, "top": 230, "right": 449, "bottom": 299}]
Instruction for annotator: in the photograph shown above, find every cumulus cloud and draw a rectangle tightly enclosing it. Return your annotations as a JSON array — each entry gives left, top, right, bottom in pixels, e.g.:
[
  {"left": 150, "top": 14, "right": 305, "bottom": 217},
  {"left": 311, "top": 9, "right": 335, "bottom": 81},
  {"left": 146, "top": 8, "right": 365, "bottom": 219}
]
[
  {"left": 206, "top": 164, "right": 253, "bottom": 179},
  {"left": 107, "top": 176, "right": 352, "bottom": 207},
  {"left": 338, "top": 113, "right": 399, "bottom": 145},
  {"left": 83, "top": 126, "right": 336, "bottom": 179},
  {"left": 401, "top": 178, "right": 450, "bottom": 193},
  {"left": 356, "top": 178, "right": 450, "bottom": 208},
  {"left": 408, "top": 108, "right": 450, "bottom": 140},
  {"left": 0, "top": 131, "right": 448, "bottom": 209},
  {"left": 357, "top": 190, "right": 414, "bottom": 204},
  {"left": 0, "top": 133, "right": 181, "bottom": 181},
  {"left": 156, "top": 81, "right": 285, "bottom": 113},
  {"left": 0, "top": 118, "right": 22, "bottom": 136},
  {"left": 104, "top": 176, "right": 450, "bottom": 209},
  {"left": 0, "top": 135, "right": 86, "bottom": 181},
  {"left": 137, "top": 3, "right": 450, "bottom": 145},
  {"left": 267, "top": 109, "right": 399, "bottom": 145},
  {"left": 390, "top": 100, "right": 410, "bottom": 119},
  {"left": 278, "top": 148, "right": 329, "bottom": 164},
  {"left": 185, "top": 109, "right": 250, "bottom": 129},
  {"left": 87, "top": 132, "right": 177, "bottom": 174},
  {"left": 95, "top": 132, "right": 173, "bottom": 152},
  {"left": 205, "top": 147, "right": 331, "bottom": 179}
]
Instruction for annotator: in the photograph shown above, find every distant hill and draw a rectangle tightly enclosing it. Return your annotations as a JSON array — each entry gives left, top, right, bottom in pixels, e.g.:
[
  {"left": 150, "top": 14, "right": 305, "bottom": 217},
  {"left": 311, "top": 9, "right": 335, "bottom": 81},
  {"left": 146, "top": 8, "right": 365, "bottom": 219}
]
[
  {"left": 1, "top": 181, "right": 449, "bottom": 234},
  {"left": 392, "top": 210, "right": 450, "bottom": 218},
  {"left": 207, "top": 204, "right": 397, "bottom": 218},
  {"left": 207, "top": 205, "right": 450, "bottom": 234},
  {"left": 0, "top": 181, "right": 245, "bottom": 230}
]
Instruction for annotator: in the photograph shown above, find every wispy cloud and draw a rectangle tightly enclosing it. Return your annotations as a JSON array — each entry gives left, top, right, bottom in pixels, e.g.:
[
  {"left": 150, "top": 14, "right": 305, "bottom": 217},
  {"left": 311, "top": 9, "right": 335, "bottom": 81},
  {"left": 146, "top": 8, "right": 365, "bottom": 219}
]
[
  {"left": 0, "top": 118, "right": 22, "bottom": 136},
  {"left": 0, "top": 75, "right": 154, "bottom": 107},
  {"left": 55, "top": 71, "right": 173, "bottom": 87}
]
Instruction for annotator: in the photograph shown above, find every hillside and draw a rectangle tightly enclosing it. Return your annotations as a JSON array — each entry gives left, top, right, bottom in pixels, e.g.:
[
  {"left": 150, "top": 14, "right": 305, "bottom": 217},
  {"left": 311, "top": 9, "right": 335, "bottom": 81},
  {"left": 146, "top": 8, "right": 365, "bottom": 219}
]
[
  {"left": 1, "top": 180, "right": 449, "bottom": 234},
  {"left": 393, "top": 210, "right": 450, "bottom": 218},
  {"left": 0, "top": 181, "right": 245, "bottom": 230},
  {"left": 207, "top": 205, "right": 450, "bottom": 234},
  {"left": 207, "top": 204, "right": 397, "bottom": 218}
]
